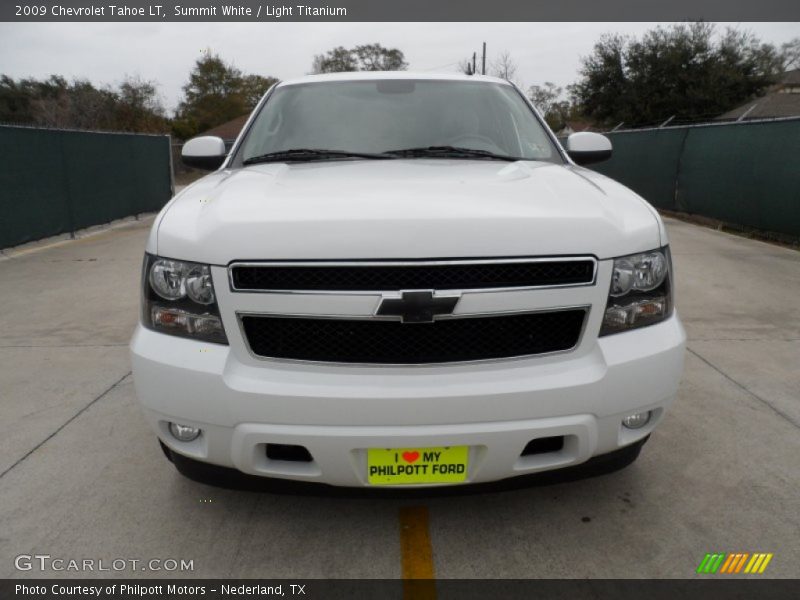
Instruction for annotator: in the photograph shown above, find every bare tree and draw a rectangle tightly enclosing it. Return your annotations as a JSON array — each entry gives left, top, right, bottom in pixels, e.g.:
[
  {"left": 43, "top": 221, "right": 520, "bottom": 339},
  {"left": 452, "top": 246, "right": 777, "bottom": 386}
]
[
  {"left": 117, "top": 75, "right": 169, "bottom": 132},
  {"left": 30, "top": 78, "right": 116, "bottom": 130},
  {"left": 491, "top": 50, "right": 517, "bottom": 82},
  {"left": 528, "top": 82, "right": 573, "bottom": 130},
  {"left": 528, "top": 82, "right": 562, "bottom": 115},
  {"left": 782, "top": 37, "right": 800, "bottom": 70},
  {"left": 458, "top": 58, "right": 474, "bottom": 75}
]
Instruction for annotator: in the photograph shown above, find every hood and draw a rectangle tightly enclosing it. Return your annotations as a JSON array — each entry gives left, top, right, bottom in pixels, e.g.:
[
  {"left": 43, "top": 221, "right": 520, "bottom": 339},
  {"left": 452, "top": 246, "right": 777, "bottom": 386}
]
[{"left": 152, "top": 160, "right": 662, "bottom": 264}]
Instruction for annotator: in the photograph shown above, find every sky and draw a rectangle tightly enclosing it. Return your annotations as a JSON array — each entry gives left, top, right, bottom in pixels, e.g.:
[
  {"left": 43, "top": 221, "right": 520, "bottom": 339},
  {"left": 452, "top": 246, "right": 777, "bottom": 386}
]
[{"left": 1, "top": 22, "right": 797, "bottom": 112}]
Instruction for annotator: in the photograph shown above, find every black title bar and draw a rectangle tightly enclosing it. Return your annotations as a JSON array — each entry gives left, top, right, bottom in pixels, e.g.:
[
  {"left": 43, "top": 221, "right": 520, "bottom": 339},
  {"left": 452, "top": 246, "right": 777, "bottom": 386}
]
[
  {"left": 3, "top": 0, "right": 800, "bottom": 22},
  {"left": 4, "top": 579, "right": 800, "bottom": 600}
]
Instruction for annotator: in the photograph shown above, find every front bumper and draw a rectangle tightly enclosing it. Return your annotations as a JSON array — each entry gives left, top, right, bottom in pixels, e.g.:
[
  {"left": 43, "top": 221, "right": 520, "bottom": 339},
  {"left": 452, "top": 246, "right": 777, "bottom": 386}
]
[{"left": 130, "top": 313, "right": 685, "bottom": 488}]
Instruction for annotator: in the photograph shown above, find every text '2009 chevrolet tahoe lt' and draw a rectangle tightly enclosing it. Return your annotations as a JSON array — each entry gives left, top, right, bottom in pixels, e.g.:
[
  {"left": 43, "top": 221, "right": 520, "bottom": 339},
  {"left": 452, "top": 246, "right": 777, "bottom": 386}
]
[{"left": 130, "top": 72, "right": 686, "bottom": 489}]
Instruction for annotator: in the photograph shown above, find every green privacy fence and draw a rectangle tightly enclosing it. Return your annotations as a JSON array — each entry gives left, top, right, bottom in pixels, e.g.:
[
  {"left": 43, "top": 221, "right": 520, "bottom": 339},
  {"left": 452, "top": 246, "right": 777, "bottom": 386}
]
[
  {"left": 0, "top": 125, "right": 173, "bottom": 249},
  {"left": 590, "top": 118, "right": 800, "bottom": 241}
]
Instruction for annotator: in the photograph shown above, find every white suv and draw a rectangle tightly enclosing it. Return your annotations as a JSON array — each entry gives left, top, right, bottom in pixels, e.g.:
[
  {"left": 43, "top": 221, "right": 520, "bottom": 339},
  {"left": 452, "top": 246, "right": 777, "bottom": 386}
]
[{"left": 130, "top": 72, "right": 685, "bottom": 490}]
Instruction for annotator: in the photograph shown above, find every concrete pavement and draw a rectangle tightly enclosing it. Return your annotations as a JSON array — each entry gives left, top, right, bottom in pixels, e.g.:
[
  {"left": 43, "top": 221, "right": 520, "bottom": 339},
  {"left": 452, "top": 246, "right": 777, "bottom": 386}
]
[{"left": 0, "top": 216, "right": 798, "bottom": 579}]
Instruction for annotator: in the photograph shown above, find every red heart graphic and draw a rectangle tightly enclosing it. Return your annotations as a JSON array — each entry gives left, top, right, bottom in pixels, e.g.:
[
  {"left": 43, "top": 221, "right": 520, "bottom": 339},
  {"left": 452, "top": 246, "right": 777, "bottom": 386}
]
[{"left": 402, "top": 451, "right": 420, "bottom": 463}]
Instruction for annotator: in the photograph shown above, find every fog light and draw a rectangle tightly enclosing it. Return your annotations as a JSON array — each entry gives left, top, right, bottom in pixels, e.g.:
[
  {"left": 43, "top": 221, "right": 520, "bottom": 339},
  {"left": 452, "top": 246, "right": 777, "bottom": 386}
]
[
  {"left": 622, "top": 411, "right": 651, "bottom": 429},
  {"left": 169, "top": 422, "right": 201, "bottom": 442}
]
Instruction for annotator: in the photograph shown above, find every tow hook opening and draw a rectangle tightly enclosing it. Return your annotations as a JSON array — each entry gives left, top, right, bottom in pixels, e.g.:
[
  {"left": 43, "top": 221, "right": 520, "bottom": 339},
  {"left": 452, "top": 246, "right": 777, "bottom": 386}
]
[{"left": 521, "top": 436, "right": 565, "bottom": 457}]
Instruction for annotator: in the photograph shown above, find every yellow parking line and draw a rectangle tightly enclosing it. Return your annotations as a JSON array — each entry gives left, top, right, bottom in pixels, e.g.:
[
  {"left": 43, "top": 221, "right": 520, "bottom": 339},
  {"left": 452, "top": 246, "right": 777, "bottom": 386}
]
[{"left": 399, "top": 506, "right": 436, "bottom": 600}]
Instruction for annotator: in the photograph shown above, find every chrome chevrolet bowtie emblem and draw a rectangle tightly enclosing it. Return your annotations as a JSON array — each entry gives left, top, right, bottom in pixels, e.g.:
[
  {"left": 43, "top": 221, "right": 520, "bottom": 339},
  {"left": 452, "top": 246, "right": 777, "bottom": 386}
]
[{"left": 376, "top": 290, "right": 460, "bottom": 323}]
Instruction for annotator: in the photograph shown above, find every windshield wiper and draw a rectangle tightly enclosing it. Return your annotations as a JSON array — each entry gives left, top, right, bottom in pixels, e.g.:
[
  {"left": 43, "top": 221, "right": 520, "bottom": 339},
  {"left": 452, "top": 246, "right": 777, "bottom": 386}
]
[
  {"left": 243, "top": 148, "right": 394, "bottom": 165},
  {"left": 382, "top": 146, "right": 519, "bottom": 161}
]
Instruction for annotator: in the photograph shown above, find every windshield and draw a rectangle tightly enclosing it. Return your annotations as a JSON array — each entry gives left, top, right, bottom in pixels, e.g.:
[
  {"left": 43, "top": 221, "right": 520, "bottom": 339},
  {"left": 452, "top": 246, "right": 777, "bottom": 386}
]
[{"left": 238, "top": 79, "right": 561, "bottom": 163}]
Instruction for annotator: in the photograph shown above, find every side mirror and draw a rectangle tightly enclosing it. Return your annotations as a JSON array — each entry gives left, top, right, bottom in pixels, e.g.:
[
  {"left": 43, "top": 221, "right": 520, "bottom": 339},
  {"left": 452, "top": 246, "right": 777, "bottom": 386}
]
[
  {"left": 565, "top": 132, "right": 612, "bottom": 165},
  {"left": 181, "top": 136, "right": 226, "bottom": 170}
]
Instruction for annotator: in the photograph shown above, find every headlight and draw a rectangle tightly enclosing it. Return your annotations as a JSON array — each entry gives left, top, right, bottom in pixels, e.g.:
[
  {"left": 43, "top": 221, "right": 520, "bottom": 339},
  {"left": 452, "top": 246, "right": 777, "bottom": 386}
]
[
  {"left": 149, "top": 259, "right": 188, "bottom": 301},
  {"left": 610, "top": 251, "right": 667, "bottom": 296},
  {"left": 600, "top": 247, "right": 673, "bottom": 336},
  {"left": 185, "top": 264, "right": 216, "bottom": 304},
  {"left": 141, "top": 254, "right": 227, "bottom": 344}
]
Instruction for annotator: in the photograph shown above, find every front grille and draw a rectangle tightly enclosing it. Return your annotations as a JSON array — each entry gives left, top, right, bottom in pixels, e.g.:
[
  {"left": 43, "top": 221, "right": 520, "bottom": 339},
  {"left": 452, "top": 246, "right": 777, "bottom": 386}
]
[
  {"left": 230, "top": 259, "right": 595, "bottom": 292},
  {"left": 240, "top": 309, "right": 586, "bottom": 364}
]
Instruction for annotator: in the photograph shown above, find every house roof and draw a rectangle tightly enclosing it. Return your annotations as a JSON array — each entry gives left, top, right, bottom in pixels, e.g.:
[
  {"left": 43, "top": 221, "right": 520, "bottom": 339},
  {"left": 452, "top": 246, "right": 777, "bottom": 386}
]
[
  {"left": 717, "top": 69, "right": 800, "bottom": 120},
  {"left": 201, "top": 114, "right": 250, "bottom": 141},
  {"left": 782, "top": 68, "right": 800, "bottom": 86},
  {"left": 718, "top": 94, "right": 800, "bottom": 120}
]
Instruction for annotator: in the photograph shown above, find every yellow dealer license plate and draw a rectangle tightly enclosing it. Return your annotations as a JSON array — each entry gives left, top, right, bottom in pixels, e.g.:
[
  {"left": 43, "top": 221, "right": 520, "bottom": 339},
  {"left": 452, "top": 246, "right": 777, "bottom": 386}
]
[{"left": 367, "top": 446, "right": 469, "bottom": 485}]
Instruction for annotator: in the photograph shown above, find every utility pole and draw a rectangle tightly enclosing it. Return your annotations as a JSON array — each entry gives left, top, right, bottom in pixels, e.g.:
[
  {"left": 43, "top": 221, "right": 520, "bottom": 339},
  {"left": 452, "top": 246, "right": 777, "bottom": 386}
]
[
  {"left": 472, "top": 52, "right": 477, "bottom": 76},
  {"left": 482, "top": 42, "right": 486, "bottom": 75}
]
